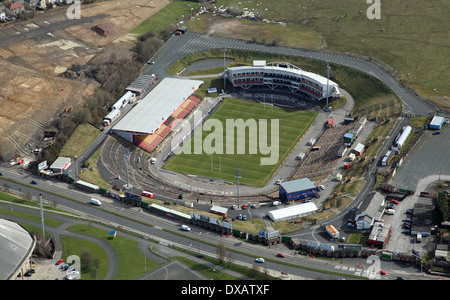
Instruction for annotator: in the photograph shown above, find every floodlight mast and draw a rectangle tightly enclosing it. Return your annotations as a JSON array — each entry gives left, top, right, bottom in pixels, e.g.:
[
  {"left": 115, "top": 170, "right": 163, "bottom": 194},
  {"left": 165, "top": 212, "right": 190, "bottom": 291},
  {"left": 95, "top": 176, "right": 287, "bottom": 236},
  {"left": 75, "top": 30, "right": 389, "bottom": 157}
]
[
  {"left": 235, "top": 168, "right": 241, "bottom": 208},
  {"left": 222, "top": 47, "right": 227, "bottom": 92},
  {"left": 326, "top": 62, "right": 331, "bottom": 110}
]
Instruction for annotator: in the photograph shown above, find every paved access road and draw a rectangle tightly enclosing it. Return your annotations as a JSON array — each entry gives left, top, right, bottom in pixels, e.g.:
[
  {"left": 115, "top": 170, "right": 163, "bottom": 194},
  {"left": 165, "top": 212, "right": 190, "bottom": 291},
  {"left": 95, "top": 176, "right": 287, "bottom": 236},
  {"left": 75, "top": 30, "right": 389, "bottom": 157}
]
[{"left": 147, "top": 31, "right": 434, "bottom": 116}]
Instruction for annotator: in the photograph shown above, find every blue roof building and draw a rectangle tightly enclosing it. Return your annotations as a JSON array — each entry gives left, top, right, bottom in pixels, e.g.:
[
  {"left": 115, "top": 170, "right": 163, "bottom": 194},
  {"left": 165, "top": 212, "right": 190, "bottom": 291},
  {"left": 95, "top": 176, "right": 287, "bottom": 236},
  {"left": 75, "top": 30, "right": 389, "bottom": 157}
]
[
  {"left": 429, "top": 116, "right": 445, "bottom": 130},
  {"left": 279, "top": 178, "right": 317, "bottom": 202}
]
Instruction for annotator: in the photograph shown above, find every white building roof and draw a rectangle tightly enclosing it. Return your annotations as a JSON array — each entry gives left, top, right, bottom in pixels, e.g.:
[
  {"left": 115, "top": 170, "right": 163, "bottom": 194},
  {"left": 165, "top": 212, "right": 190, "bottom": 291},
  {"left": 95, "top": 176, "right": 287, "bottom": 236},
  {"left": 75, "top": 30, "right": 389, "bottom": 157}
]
[
  {"left": 268, "top": 202, "right": 317, "bottom": 222},
  {"left": 113, "top": 77, "right": 203, "bottom": 135},
  {"left": 0, "top": 219, "right": 34, "bottom": 280}
]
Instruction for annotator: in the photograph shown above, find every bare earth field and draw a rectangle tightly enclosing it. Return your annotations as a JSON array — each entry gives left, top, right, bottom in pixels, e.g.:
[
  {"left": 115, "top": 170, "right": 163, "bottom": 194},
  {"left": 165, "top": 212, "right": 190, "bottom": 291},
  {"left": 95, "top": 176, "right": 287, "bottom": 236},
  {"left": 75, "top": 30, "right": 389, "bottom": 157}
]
[{"left": 0, "top": 0, "right": 170, "bottom": 161}]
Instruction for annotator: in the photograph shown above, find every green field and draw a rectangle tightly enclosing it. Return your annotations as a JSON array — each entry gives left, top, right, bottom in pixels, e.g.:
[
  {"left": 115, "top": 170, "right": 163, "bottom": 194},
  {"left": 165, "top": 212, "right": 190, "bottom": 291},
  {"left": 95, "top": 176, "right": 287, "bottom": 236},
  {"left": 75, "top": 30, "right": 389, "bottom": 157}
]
[
  {"left": 163, "top": 98, "right": 317, "bottom": 187},
  {"left": 189, "top": 0, "right": 449, "bottom": 105}
]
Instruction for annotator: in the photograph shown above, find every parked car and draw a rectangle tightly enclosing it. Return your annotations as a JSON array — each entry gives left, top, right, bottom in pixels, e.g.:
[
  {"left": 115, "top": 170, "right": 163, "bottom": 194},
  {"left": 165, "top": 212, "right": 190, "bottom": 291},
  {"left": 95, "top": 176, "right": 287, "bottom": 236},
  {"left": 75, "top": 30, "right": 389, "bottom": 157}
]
[
  {"left": 396, "top": 276, "right": 407, "bottom": 280},
  {"left": 391, "top": 200, "right": 400, "bottom": 204},
  {"left": 242, "top": 215, "right": 247, "bottom": 221},
  {"left": 432, "top": 131, "right": 440, "bottom": 135},
  {"left": 386, "top": 204, "right": 395, "bottom": 209},
  {"left": 242, "top": 204, "right": 247, "bottom": 209},
  {"left": 237, "top": 214, "right": 242, "bottom": 220},
  {"left": 55, "top": 259, "right": 64, "bottom": 265},
  {"left": 379, "top": 270, "right": 387, "bottom": 275},
  {"left": 402, "top": 218, "right": 411, "bottom": 222},
  {"left": 255, "top": 258, "right": 265, "bottom": 263},
  {"left": 147, "top": 60, "right": 154, "bottom": 65}
]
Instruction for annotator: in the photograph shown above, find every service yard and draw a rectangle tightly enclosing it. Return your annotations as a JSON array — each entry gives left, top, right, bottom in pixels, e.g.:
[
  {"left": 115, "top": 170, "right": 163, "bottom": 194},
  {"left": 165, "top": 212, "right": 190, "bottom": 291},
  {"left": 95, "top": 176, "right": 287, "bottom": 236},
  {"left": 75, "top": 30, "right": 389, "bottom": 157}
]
[{"left": 0, "top": 0, "right": 170, "bottom": 160}]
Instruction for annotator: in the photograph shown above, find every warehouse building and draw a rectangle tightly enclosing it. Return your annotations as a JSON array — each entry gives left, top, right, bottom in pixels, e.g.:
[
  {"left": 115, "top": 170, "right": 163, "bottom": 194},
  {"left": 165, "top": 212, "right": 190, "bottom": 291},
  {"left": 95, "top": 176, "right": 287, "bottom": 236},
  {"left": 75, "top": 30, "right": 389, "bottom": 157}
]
[
  {"left": 112, "top": 77, "right": 203, "bottom": 153},
  {"left": 429, "top": 116, "right": 445, "bottom": 130},
  {"left": 268, "top": 202, "right": 318, "bottom": 222},
  {"left": 279, "top": 178, "right": 317, "bottom": 202}
]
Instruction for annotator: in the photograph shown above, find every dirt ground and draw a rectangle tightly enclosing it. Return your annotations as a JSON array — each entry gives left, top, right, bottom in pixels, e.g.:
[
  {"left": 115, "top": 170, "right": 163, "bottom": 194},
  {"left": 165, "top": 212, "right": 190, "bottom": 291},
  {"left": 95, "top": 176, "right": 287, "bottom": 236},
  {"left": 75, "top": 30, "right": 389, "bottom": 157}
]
[{"left": 0, "top": 0, "right": 170, "bottom": 161}]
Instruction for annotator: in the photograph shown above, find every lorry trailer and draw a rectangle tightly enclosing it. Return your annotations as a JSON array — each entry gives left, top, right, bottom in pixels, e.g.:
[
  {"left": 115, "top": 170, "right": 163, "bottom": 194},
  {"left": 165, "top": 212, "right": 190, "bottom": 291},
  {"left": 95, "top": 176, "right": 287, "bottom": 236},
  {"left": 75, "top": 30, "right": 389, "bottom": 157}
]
[{"left": 325, "top": 225, "right": 340, "bottom": 238}]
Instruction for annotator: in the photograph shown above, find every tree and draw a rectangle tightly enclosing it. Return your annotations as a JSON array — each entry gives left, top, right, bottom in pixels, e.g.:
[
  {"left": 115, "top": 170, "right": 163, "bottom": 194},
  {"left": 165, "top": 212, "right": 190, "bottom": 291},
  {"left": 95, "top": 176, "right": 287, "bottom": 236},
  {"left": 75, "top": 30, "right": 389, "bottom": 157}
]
[{"left": 216, "top": 240, "right": 226, "bottom": 264}]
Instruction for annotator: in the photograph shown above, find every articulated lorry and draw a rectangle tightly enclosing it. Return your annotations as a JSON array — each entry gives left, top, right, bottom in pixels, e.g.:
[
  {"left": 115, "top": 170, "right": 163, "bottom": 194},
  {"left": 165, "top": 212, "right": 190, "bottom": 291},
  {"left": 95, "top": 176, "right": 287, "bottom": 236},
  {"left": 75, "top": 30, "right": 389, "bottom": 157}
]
[{"left": 325, "top": 225, "right": 340, "bottom": 239}]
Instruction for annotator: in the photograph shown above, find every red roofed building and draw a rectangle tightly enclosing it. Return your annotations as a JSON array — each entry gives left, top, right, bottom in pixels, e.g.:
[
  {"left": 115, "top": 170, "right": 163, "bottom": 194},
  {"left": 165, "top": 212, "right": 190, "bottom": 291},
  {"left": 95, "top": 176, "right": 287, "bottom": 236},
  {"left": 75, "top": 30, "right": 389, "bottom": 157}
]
[{"left": 5, "top": 1, "right": 24, "bottom": 16}]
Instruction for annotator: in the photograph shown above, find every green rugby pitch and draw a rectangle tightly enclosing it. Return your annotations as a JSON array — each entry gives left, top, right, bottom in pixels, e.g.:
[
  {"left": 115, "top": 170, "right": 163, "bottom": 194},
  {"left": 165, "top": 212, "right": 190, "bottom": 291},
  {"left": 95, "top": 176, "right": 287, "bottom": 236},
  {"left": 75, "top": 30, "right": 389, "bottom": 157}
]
[{"left": 163, "top": 98, "right": 317, "bottom": 187}]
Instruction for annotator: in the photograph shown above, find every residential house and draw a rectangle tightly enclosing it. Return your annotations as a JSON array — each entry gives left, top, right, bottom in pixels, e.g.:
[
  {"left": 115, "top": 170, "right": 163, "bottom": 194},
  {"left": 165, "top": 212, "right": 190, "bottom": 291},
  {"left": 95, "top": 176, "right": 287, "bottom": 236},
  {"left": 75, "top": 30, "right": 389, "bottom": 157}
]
[{"left": 5, "top": 2, "right": 25, "bottom": 16}]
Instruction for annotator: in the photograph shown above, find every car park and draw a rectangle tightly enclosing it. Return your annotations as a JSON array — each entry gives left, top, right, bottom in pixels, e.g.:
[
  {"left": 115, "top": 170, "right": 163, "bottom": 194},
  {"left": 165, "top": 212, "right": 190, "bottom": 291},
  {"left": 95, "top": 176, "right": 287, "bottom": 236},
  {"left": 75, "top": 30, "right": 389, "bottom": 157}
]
[{"left": 255, "top": 258, "right": 265, "bottom": 263}]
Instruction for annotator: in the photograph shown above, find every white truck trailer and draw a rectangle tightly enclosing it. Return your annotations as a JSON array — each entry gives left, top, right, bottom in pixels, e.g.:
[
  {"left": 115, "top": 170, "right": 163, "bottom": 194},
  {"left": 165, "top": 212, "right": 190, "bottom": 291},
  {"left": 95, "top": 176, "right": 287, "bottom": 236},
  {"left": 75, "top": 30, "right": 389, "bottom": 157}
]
[{"left": 325, "top": 225, "right": 340, "bottom": 239}]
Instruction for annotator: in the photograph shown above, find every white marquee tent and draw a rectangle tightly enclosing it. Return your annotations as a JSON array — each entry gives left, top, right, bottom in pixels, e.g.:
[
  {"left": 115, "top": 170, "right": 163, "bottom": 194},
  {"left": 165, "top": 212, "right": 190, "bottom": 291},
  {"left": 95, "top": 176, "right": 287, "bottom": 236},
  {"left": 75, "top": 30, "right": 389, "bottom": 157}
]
[{"left": 268, "top": 202, "right": 318, "bottom": 222}]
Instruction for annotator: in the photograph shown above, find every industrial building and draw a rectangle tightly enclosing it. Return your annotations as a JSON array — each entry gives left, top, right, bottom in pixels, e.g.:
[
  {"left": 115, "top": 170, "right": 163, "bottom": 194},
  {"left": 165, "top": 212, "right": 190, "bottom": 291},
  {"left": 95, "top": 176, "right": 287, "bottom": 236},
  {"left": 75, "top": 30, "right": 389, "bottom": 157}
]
[
  {"left": 354, "top": 192, "right": 385, "bottom": 230},
  {"left": 0, "top": 219, "right": 36, "bottom": 280},
  {"left": 112, "top": 77, "right": 203, "bottom": 153},
  {"left": 268, "top": 202, "right": 318, "bottom": 222},
  {"left": 49, "top": 157, "right": 71, "bottom": 173},
  {"left": 226, "top": 61, "right": 340, "bottom": 100},
  {"left": 429, "top": 116, "right": 445, "bottom": 130},
  {"left": 279, "top": 178, "right": 317, "bottom": 202}
]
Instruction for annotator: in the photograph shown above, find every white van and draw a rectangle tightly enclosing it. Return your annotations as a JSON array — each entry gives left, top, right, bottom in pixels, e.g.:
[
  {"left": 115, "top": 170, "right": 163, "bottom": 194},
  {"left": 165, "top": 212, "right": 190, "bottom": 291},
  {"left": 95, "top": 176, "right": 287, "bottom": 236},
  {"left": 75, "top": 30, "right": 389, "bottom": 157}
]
[
  {"left": 181, "top": 225, "right": 191, "bottom": 231},
  {"left": 416, "top": 233, "right": 422, "bottom": 243},
  {"left": 272, "top": 201, "right": 281, "bottom": 206},
  {"left": 90, "top": 198, "right": 102, "bottom": 206},
  {"left": 385, "top": 209, "right": 395, "bottom": 215}
]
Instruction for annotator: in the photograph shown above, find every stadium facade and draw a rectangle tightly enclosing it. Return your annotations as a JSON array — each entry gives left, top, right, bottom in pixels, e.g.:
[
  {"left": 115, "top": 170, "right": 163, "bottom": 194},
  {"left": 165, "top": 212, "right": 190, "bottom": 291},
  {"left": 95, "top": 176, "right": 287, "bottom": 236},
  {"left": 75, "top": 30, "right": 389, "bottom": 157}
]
[{"left": 226, "top": 60, "right": 340, "bottom": 100}]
